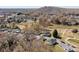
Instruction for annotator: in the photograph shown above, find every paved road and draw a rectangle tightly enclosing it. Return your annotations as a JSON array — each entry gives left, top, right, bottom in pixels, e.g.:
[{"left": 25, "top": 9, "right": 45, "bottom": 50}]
[
  {"left": 56, "top": 39, "right": 76, "bottom": 52},
  {"left": 42, "top": 36, "right": 76, "bottom": 52},
  {"left": 0, "top": 28, "right": 21, "bottom": 33}
]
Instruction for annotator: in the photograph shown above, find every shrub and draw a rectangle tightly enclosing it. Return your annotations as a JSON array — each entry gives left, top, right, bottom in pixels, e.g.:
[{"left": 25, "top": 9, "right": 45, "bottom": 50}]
[
  {"left": 72, "top": 29, "right": 78, "bottom": 33},
  {"left": 17, "top": 12, "right": 23, "bottom": 15},
  {"left": 0, "top": 24, "right": 7, "bottom": 28}
]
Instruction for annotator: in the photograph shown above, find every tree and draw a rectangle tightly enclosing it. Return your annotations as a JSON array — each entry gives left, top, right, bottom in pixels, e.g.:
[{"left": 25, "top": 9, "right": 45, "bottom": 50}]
[
  {"left": 53, "top": 29, "right": 61, "bottom": 39},
  {"left": 53, "top": 29, "right": 58, "bottom": 38},
  {"left": 17, "top": 12, "right": 23, "bottom": 15}
]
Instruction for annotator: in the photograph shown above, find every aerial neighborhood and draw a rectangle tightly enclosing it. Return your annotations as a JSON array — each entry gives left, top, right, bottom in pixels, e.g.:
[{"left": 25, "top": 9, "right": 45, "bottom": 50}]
[{"left": 0, "top": 6, "right": 79, "bottom": 52}]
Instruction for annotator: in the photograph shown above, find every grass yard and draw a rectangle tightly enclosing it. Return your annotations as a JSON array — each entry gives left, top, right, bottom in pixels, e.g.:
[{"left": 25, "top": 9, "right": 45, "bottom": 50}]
[
  {"left": 68, "top": 39, "right": 79, "bottom": 46},
  {"left": 48, "top": 24, "right": 79, "bottom": 29},
  {"left": 52, "top": 44, "right": 64, "bottom": 52}
]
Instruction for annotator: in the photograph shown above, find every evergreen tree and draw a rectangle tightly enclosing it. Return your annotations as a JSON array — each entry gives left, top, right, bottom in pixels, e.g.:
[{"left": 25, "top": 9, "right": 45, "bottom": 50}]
[
  {"left": 53, "top": 29, "right": 61, "bottom": 39},
  {"left": 53, "top": 29, "right": 58, "bottom": 38}
]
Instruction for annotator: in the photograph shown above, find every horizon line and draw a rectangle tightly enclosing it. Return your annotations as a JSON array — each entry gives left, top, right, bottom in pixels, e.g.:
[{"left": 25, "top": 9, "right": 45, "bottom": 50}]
[{"left": 0, "top": 6, "right": 79, "bottom": 9}]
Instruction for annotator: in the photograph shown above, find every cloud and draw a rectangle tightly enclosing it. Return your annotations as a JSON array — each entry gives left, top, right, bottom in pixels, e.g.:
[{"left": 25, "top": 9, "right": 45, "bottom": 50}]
[{"left": 0, "top": 0, "right": 79, "bottom": 6}]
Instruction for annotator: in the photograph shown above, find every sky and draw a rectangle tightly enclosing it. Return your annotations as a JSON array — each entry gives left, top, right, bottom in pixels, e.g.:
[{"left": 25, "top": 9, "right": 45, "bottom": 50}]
[
  {"left": 0, "top": 6, "right": 41, "bottom": 8},
  {"left": 0, "top": 0, "right": 79, "bottom": 8},
  {"left": 0, "top": 6, "right": 78, "bottom": 8}
]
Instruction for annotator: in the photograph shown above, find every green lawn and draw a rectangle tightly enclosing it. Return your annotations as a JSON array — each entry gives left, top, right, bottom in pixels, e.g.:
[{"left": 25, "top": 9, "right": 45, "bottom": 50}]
[
  {"left": 68, "top": 39, "right": 79, "bottom": 45},
  {"left": 48, "top": 24, "right": 79, "bottom": 29},
  {"left": 52, "top": 44, "right": 64, "bottom": 52}
]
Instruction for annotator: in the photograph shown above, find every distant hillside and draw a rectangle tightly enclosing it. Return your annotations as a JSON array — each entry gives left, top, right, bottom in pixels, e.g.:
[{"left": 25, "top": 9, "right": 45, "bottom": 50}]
[
  {"left": 0, "top": 8, "right": 36, "bottom": 13},
  {"left": 33, "top": 6, "right": 64, "bottom": 14},
  {"left": 30, "top": 6, "right": 79, "bottom": 26},
  {"left": 0, "top": 6, "right": 79, "bottom": 14},
  {"left": 30, "top": 6, "right": 79, "bottom": 15},
  {"left": 1, "top": 6, "right": 79, "bottom": 26}
]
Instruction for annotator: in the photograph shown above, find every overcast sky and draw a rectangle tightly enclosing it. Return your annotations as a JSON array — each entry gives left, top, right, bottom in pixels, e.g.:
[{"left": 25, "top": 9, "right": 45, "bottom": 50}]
[{"left": 0, "top": 0, "right": 79, "bottom": 8}]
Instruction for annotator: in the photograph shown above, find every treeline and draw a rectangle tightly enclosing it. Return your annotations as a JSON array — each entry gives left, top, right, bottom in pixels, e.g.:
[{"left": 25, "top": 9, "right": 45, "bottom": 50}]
[{"left": 38, "top": 14, "right": 79, "bottom": 26}]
